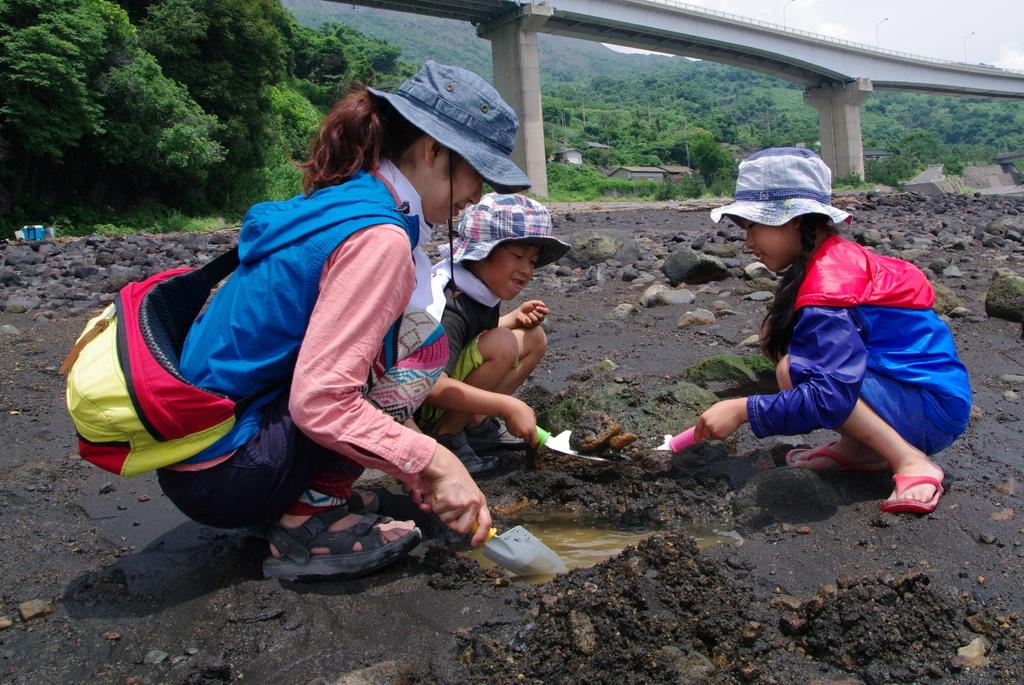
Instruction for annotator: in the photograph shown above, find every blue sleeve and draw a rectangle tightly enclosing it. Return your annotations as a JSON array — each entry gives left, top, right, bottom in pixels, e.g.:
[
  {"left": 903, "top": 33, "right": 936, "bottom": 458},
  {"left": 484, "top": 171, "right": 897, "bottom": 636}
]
[{"left": 747, "top": 307, "right": 867, "bottom": 437}]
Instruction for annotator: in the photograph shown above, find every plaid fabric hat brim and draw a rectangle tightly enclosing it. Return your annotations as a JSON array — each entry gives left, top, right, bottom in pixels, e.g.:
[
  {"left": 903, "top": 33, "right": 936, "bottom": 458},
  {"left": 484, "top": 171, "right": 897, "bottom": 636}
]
[
  {"left": 450, "top": 194, "right": 571, "bottom": 267},
  {"left": 709, "top": 147, "right": 853, "bottom": 226},
  {"left": 369, "top": 62, "right": 530, "bottom": 194},
  {"left": 710, "top": 198, "right": 852, "bottom": 226}
]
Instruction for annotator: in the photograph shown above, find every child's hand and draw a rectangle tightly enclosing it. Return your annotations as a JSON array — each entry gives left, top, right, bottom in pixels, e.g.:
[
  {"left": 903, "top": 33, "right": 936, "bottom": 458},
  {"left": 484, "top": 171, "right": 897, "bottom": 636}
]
[
  {"left": 512, "top": 300, "right": 549, "bottom": 328},
  {"left": 502, "top": 397, "right": 539, "bottom": 446},
  {"left": 694, "top": 398, "right": 748, "bottom": 441}
]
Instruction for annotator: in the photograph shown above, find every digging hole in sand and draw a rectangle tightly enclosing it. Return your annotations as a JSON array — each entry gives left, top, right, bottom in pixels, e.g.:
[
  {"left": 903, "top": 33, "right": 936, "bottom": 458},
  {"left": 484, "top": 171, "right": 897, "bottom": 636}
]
[{"left": 464, "top": 510, "right": 742, "bottom": 583}]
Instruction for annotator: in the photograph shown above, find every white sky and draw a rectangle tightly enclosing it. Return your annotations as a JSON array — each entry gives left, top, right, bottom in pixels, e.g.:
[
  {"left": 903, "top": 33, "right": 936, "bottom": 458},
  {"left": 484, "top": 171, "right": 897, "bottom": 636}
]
[{"left": 604, "top": 0, "right": 1024, "bottom": 71}]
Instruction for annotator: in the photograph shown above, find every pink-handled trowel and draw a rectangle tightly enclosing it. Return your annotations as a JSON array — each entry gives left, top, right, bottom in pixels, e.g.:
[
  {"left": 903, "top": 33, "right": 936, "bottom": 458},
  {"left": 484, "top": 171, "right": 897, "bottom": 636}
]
[{"left": 656, "top": 426, "right": 698, "bottom": 453}]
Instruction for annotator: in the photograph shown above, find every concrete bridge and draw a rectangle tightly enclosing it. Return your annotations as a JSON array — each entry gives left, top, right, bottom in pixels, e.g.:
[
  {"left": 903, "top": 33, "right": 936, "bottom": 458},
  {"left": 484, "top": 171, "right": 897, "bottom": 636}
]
[{"left": 331, "top": 0, "right": 1024, "bottom": 195}]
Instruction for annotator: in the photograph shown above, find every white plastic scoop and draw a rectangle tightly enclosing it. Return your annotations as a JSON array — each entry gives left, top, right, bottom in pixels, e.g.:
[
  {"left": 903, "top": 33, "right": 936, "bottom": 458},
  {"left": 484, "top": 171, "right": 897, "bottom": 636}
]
[{"left": 474, "top": 523, "right": 567, "bottom": 576}]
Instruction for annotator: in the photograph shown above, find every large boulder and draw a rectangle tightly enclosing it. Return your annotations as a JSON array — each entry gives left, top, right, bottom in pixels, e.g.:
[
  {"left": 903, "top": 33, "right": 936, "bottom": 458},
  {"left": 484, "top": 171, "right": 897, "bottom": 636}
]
[
  {"left": 661, "top": 247, "right": 729, "bottom": 286},
  {"left": 985, "top": 270, "right": 1024, "bottom": 323},
  {"left": 566, "top": 229, "right": 638, "bottom": 267}
]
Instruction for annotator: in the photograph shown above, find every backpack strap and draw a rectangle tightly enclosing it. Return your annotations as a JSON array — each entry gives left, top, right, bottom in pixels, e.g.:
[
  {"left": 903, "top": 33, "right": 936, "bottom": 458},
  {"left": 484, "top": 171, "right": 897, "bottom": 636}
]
[{"left": 198, "top": 246, "right": 239, "bottom": 287}]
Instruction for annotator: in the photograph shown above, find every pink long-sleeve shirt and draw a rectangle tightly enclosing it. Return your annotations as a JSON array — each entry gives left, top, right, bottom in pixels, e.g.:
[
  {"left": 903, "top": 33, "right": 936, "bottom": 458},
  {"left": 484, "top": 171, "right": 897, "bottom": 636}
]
[{"left": 288, "top": 224, "right": 437, "bottom": 480}]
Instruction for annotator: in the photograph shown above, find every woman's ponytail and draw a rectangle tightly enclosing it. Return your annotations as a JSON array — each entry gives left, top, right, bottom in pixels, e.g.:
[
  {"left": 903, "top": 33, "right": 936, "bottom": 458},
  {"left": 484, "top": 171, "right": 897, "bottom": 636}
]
[
  {"left": 760, "top": 214, "right": 833, "bottom": 362},
  {"left": 299, "top": 85, "right": 424, "bottom": 194}
]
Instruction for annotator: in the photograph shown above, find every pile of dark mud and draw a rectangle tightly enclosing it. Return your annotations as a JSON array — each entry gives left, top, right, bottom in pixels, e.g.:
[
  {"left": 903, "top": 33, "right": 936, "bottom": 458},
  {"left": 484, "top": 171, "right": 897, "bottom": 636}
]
[{"left": 455, "top": 533, "right": 1020, "bottom": 684}]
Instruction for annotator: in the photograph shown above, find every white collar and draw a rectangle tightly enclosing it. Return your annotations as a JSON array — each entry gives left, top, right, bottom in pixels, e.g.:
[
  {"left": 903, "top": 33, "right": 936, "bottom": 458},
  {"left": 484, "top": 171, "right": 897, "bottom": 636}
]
[
  {"left": 376, "top": 160, "right": 435, "bottom": 312},
  {"left": 430, "top": 259, "right": 501, "bottom": 314}
]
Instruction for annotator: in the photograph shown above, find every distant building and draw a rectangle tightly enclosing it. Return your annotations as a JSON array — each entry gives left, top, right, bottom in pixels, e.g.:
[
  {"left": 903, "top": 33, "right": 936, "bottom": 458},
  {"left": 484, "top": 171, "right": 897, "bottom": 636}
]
[
  {"left": 659, "top": 164, "right": 694, "bottom": 179},
  {"left": 552, "top": 148, "right": 583, "bottom": 165},
  {"left": 607, "top": 166, "right": 666, "bottom": 181},
  {"left": 864, "top": 150, "right": 893, "bottom": 160},
  {"left": 583, "top": 141, "right": 612, "bottom": 149}
]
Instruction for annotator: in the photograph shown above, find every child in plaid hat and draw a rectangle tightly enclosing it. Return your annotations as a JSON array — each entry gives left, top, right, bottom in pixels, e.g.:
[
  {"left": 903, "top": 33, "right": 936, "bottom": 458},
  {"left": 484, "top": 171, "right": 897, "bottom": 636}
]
[
  {"left": 690, "top": 147, "right": 971, "bottom": 515},
  {"left": 419, "top": 193, "right": 570, "bottom": 475}
]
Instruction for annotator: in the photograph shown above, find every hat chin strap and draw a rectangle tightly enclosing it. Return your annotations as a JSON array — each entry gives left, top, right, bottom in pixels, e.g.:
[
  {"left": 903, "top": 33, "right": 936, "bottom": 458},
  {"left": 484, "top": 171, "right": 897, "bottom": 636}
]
[{"left": 447, "top": 150, "right": 458, "bottom": 295}]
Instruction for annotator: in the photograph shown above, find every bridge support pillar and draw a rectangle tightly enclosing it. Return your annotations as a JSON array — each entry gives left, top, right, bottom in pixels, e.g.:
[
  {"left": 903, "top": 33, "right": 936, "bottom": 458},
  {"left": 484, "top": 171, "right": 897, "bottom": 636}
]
[
  {"left": 479, "top": 3, "right": 553, "bottom": 196},
  {"left": 804, "top": 78, "right": 873, "bottom": 181}
]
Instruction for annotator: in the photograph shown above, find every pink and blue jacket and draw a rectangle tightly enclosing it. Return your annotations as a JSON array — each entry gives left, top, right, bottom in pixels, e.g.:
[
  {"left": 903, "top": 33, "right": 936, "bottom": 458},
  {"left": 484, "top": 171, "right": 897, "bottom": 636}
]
[{"left": 746, "top": 235, "right": 972, "bottom": 439}]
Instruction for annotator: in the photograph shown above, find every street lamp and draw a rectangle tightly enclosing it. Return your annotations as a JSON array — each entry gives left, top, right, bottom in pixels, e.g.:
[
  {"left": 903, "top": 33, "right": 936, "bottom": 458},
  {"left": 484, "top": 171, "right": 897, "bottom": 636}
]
[
  {"left": 782, "top": 0, "right": 797, "bottom": 28},
  {"left": 875, "top": 17, "right": 889, "bottom": 48},
  {"left": 963, "top": 31, "right": 976, "bottom": 62}
]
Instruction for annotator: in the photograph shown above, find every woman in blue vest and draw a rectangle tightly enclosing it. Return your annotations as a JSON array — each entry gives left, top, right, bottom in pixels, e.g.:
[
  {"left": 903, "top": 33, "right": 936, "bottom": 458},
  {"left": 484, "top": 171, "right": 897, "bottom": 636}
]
[{"left": 158, "top": 62, "right": 531, "bottom": 579}]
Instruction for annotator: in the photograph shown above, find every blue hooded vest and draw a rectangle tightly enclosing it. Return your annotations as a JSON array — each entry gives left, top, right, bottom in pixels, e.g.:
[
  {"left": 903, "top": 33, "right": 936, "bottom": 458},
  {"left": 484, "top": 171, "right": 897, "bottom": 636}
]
[{"left": 179, "top": 172, "right": 417, "bottom": 463}]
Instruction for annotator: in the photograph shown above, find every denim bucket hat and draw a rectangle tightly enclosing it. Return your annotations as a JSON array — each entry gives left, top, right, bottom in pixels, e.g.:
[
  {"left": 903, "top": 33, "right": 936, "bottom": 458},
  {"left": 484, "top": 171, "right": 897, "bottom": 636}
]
[
  {"left": 448, "top": 193, "right": 570, "bottom": 267},
  {"left": 369, "top": 61, "right": 531, "bottom": 194},
  {"left": 710, "top": 147, "right": 852, "bottom": 226}
]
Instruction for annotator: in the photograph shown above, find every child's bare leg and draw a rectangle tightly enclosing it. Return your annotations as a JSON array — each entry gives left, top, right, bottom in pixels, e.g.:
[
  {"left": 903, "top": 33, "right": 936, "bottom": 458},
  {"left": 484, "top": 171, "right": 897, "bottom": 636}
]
[
  {"left": 835, "top": 401, "right": 943, "bottom": 505},
  {"left": 778, "top": 356, "right": 943, "bottom": 505},
  {"left": 432, "top": 327, "right": 518, "bottom": 436},
  {"left": 491, "top": 326, "right": 547, "bottom": 396},
  {"left": 777, "top": 355, "right": 883, "bottom": 466}
]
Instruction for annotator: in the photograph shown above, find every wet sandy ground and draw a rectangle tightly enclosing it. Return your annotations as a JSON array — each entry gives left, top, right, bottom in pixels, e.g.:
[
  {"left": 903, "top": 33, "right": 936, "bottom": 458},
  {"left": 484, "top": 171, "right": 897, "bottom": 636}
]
[{"left": 1, "top": 200, "right": 1023, "bottom": 683}]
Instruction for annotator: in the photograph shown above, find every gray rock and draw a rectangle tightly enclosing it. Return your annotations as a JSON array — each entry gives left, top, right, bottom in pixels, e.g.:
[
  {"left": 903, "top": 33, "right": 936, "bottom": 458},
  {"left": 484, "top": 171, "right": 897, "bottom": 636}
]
[
  {"left": 607, "top": 303, "right": 639, "bottom": 319},
  {"left": 986, "top": 215, "right": 1024, "bottom": 237},
  {"left": 661, "top": 247, "right": 728, "bottom": 286},
  {"left": 331, "top": 659, "right": 416, "bottom": 685},
  {"left": 742, "top": 261, "right": 774, "bottom": 280},
  {"left": 942, "top": 265, "right": 964, "bottom": 278},
  {"left": 143, "top": 649, "right": 169, "bottom": 665},
  {"left": 702, "top": 242, "right": 740, "bottom": 258},
  {"left": 856, "top": 228, "right": 884, "bottom": 246},
  {"left": 676, "top": 309, "right": 716, "bottom": 327},
  {"left": 567, "top": 230, "right": 637, "bottom": 267},
  {"left": 0, "top": 324, "right": 21, "bottom": 336},
  {"left": 985, "top": 270, "right": 1024, "bottom": 322},
  {"left": 656, "top": 645, "right": 714, "bottom": 682},
  {"left": 743, "top": 291, "right": 774, "bottom": 301},
  {"left": 2, "top": 296, "right": 40, "bottom": 313}
]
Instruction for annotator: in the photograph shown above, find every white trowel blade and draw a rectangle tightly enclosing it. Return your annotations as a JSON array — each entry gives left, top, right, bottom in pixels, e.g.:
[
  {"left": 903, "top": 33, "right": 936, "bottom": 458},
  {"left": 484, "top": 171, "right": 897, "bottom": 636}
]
[
  {"left": 483, "top": 525, "right": 567, "bottom": 576},
  {"left": 655, "top": 435, "right": 674, "bottom": 451}
]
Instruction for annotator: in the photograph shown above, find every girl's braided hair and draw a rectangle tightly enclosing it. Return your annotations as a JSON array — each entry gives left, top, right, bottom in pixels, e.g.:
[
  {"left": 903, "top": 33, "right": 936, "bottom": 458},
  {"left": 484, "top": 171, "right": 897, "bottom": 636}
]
[{"left": 759, "top": 213, "right": 835, "bottom": 363}]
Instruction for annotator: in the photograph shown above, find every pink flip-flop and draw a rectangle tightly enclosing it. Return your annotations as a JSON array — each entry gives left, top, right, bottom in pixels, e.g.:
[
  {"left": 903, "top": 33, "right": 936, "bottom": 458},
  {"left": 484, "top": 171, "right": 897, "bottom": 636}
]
[
  {"left": 879, "top": 473, "right": 945, "bottom": 515},
  {"left": 785, "top": 444, "right": 890, "bottom": 472}
]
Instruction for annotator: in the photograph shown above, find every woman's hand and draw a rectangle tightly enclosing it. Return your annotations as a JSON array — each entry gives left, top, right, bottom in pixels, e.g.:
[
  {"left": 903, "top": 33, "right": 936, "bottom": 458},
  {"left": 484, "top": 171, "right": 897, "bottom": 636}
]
[
  {"left": 417, "top": 444, "right": 493, "bottom": 545},
  {"left": 501, "top": 397, "right": 538, "bottom": 447},
  {"left": 511, "top": 300, "right": 549, "bottom": 328},
  {"left": 694, "top": 398, "right": 749, "bottom": 441}
]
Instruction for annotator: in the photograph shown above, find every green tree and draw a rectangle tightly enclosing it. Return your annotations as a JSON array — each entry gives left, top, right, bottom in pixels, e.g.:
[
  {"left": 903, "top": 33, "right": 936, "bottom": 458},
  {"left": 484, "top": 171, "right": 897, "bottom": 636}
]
[
  {"left": 139, "top": 0, "right": 290, "bottom": 177},
  {"left": 688, "top": 131, "right": 734, "bottom": 185},
  {"left": 98, "top": 50, "right": 225, "bottom": 184},
  {"left": 0, "top": 0, "right": 115, "bottom": 161}
]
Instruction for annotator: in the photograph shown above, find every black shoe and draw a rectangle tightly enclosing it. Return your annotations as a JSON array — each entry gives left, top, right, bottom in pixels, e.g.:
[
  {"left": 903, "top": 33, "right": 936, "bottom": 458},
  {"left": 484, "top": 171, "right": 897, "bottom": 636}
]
[
  {"left": 437, "top": 431, "right": 499, "bottom": 477},
  {"left": 464, "top": 417, "right": 526, "bottom": 452}
]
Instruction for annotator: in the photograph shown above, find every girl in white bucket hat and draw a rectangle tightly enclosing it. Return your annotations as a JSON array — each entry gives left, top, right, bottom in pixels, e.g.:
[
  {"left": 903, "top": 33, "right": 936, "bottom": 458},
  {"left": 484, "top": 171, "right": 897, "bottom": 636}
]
[{"left": 690, "top": 148, "right": 971, "bottom": 516}]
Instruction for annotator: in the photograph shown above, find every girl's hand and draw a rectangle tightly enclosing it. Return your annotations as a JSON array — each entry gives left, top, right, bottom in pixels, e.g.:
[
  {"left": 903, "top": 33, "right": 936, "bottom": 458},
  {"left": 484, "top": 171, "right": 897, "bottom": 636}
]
[
  {"left": 513, "top": 300, "right": 549, "bottom": 328},
  {"left": 694, "top": 398, "right": 749, "bottom": 441},
  {"left": 502, "top": 397, "right": 539, "bottom": 447}
]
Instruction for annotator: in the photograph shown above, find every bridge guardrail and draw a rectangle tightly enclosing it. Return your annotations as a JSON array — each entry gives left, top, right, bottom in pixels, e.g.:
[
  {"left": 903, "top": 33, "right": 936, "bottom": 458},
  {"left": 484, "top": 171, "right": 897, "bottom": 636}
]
[{"left": 606, "top": 0, "right": 1024, "bottom": 76}]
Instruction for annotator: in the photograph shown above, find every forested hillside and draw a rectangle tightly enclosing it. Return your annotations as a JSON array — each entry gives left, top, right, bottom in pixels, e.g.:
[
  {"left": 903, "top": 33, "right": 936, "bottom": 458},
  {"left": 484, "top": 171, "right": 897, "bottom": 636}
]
[{"left": 286, "top": 1, "right": 1024, "bottom": 186}]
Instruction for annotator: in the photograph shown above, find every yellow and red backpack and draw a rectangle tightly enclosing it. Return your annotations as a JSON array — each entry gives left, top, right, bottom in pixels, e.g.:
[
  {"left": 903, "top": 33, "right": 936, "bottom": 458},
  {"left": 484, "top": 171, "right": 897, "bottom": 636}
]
[{"left": 61, "top": 248, "right": 244, "bottom": 476}]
